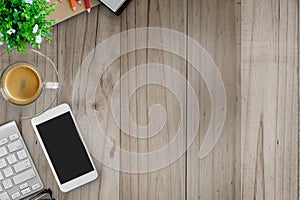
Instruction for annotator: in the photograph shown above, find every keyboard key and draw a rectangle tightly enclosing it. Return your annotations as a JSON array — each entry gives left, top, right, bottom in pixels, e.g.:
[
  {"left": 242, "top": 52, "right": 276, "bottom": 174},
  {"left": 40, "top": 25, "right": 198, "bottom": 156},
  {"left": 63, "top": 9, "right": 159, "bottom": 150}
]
[
  {"left": 9, "top": 133, "right": 19, "bottom": 141},
  {"left": 0, "top": 138, "right": 8, "bottom": 146},
  {"left": 0, "top": 159, "right": 7, "bottom": 169},
  {"left": 13, "top": 169, "right": 35, "bottom": 185},
  {"left": 13, "top": 159, "right": 31, "bottom": 173},
  {"left": 0, "top": 172, "right": 3, "bottom": 181},
  {"left": 11, "top": 192, "right": 20, "bottom": 199},
  {"left": 19, "top": 182, "right": 28, "bottom": 190},
  {"left": 0, "top": 147, "right": 7, "bottom": 157},
  {"left": 2, "top": 179, "right": 13, "bottom": 189},
  {"left": 3, "top": 167, "right": 13, "bottom": 178},
  {"left": 21, "top": 187, "right": 31, "bottom": 195},
  {"left": 32, "top": 182, "right": 41, "bottom": 190},
  {"left": 16, "top": 150, "right": 27, "bottom": 160},
  {"left": 0, "top": 192, "right": 9, "bottom": 200},
  {"left": 7, "top": 154, "right": 17, "bottom": 165},
  {"left": 7, "top": 140, "right": 23, "bottom": 152}
]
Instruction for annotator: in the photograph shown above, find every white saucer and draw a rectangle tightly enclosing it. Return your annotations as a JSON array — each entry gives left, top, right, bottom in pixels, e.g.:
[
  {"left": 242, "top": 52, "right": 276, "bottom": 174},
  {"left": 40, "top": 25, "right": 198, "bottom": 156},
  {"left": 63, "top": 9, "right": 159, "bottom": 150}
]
[{"left": 0, "top": 49, "right": 59, "bottom": 119}]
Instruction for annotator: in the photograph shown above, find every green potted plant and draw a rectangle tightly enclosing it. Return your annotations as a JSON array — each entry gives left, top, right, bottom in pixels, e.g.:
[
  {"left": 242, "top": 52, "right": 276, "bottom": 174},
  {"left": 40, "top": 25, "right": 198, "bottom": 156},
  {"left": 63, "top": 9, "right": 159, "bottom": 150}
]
[{"left": 0, "top": 0, "right": 56, "bottom": 53}]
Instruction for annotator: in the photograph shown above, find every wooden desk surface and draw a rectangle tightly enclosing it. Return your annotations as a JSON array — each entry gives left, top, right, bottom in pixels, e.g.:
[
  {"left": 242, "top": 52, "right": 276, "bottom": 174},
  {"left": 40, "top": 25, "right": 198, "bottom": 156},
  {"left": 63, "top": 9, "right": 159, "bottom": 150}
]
[{"left": 0, "top": 0, "right": 298, "bottom": 199}]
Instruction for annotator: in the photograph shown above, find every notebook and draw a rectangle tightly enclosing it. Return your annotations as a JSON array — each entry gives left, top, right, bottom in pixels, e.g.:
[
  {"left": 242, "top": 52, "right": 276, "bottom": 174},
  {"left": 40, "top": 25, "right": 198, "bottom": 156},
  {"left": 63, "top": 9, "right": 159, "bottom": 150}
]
[
  {"left": 49, "top": 0, "right": 131, "bottom": 24},
  {"left": 49, "top": 0, "right": 100, "bottom": 24}
]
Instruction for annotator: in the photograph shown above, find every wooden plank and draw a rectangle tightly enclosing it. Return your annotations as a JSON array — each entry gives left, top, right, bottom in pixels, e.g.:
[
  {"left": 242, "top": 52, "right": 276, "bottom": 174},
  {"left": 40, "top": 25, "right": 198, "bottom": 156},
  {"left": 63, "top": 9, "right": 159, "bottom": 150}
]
[
  {"left": 119, "top": 0, "right": 187, "bottom": 199},
  {"left": 187, "top": 0, "right": 241, "bottom": 199},
  {"left": 54, "top": 7, "right": 121, "bottom": 200},
  {"left": 92, "top": 6, "right": 121, "bottom": 200},
  {"left": 242, "top": 0, "right": 299, "bottom": 199}
]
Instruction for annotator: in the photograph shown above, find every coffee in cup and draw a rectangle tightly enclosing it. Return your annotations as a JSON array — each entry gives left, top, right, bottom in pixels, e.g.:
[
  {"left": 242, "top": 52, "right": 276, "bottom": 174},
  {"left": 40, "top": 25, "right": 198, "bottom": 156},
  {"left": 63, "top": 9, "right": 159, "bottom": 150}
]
[{"left": 0, "top": 62, "right": 43, "bottom": 105}]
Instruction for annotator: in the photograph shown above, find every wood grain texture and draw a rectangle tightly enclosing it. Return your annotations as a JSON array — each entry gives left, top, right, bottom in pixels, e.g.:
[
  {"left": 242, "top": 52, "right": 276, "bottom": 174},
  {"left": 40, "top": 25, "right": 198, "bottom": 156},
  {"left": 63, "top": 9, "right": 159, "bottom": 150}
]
[
  {"left": 187, "top": 0, "right": 240, "bottom": 199},
  {"left": 0, "top": 0, "right": 299, "bottom": 199},
  {"left": 119, "top": 0, "right": 187, "bottom": 200},
  {"left": 242, "top": 0, "right": 299, "bottom": 199},
  {"left": 56, "top": 6, "right": 121, "bottom": 200}
]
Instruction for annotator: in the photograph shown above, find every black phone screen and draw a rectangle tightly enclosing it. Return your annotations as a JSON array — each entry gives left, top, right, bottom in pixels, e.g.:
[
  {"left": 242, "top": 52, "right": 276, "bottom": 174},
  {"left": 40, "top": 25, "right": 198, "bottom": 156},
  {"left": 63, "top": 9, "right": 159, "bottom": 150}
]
[{"left": 36, "top": 112, "right": 94, "bottom": 184}]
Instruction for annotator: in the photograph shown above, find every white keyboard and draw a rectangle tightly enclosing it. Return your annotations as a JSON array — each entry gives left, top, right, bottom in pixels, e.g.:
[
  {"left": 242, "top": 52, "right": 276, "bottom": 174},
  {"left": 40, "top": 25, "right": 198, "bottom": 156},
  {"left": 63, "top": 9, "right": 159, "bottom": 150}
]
[{"left": 0, "top": 121, "right": 43, "bottom": 200}]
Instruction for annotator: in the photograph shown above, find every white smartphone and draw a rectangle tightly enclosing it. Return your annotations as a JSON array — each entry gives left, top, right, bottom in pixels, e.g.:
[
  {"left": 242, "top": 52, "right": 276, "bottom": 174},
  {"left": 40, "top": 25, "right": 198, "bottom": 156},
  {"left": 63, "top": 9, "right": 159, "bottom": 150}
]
[{"left": 31, "top": 103, "right": 98, "bottom": 192}]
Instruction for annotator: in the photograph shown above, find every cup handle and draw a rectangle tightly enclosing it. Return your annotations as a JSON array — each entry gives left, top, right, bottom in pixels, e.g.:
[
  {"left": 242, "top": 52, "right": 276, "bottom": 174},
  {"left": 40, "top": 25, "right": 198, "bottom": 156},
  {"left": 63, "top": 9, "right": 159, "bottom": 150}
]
[{"left": 44, "top": 82, "right": 59, "bottom": 89}]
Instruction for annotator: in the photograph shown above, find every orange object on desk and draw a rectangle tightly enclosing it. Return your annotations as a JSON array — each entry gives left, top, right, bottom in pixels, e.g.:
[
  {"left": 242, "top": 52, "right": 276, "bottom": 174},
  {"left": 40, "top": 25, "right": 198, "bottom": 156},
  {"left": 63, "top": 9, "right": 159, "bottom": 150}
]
[{"left": 69, "top": 0, "right": 76, "bottom": 11}]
